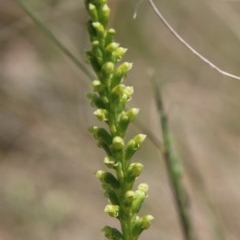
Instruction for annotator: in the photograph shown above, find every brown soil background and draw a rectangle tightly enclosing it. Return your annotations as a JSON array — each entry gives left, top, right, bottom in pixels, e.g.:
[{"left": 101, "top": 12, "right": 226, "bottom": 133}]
[{"left": 1, "top": 0, "right": 240, "bottom": 240}]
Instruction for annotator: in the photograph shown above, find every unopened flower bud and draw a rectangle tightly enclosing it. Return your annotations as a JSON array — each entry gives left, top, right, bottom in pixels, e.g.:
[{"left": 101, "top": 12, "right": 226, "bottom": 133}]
[
  {"left": 92, "top": 80, "right": 103, "bottom": 92},
  {"left": 132, "top": 216, "right": 143, "bottom": 237},
  {"left": 99, "top": 4, "right": 110, "bottom": 26},
  {"left": 93, "top": 109, "right": 108, "bottom": 121},
  {"left": 125, "top": 134, "right": 146, "bottom": 160},
  {"left": 104, "top": 204, "right": 119, "bottom": 218},
  {"left": 92, "top": 21, "right": 104, "bottom": 36},
  {"left": 104, "top": 156, "right": 118, "bottom": 169},
  {"left": 96, "top": 170, "right": 113, "bottom": 183},
  {"left": 124, "top": 190, "right": 135, "bottom": 205},
  {"left": 102, "top": 62, "right": 114, "bottom": 76},
  {"left": 113, "top": 47, "right": 128, "bottom": 61},
  {"left": 96, "top": 170, "right": 120, "bottom": 189},
  {"left": 126, "top": 108, "right": 139, "bottom": 122},
  {"left": 112, "top": 62, "right": 132, "bottom": 86},
  {"left": 88, "top": 3, "right": 98, "bottom": 21},
  {"left": 116, "top": 62, "right": 132, "bottom": 76},
  {"left": 106, "top": 42, "right": 120, "bottom": 52},
  {"left": 112, "top": 136, "right": 124, "bottom": 151},
  {"left": 134, "top": 134, "right": 147, "bottom": 146},
  {"left": 105, "top": 28, "right": 116, "bottom": 45},
  {"left": 111, "top": 84, "right": 133, "bottom": 102},
  {"left": 132, "top": 215, "right": 154, "bottom": 237},
  {"left": 142, "top": 215, "right": 154, "bottom": 229},
  {"left": 125, "top": 86, "right": 134, "bottom": 99},
  {"left": 117, "top": 112, "right": 129, "bottom": 135},
  {"left": 138, "top": 183, "right": 149, "bottom": 193},
  {"left": 132, "top": 192, "right": 145, "bottom": 214},
  {"left": 102, "top": 226, "right": 123, "bottom": 240},
  {"left": 132, "top": 183, "right": 149, "bottom": 213},
  {"left": 127, "top": 163, "right": 143, "bottom": 181},
  {"left": 88, "top": 126, "right": 112, "bottom": 145},
  {"left": 117, "top": 108, "right": 139, "bottom": 135}
]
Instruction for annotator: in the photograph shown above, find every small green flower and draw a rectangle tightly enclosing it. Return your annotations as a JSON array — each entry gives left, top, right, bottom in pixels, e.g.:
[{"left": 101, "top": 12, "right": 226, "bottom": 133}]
[
  {"left": 87, "top": 3, "right": 98, "bottom": 21},
  {"left": 112, "top": 136, "right": 125, "bottom": 151},
  {"left": 106, "top": 42, "right": 120, "bottom": 52},
  {"left": 93, "top": 108, "right": 108, "bottom": 122},
  {"left": 88, "top": 126, "right": 112, "bottom": 145},
  {"left": 132, "top": 215, "right": 154, "bottom": 237},
  {"left": 102, "top": 226, "right": 123, "bottom": 240},
  {"left": 125, "top": 134, "right": 147, "bottom": 160},
  {"left": 126, "top": 163, "right": 144, "bottom": 181},
  {"left": 92, "top": 80, "right": 103, "bottom": 92},
  {"left": 92, "top": 22, "right": 105, "bottom": 36},
  {"left": 124, "top": 190, "right": 135, "bottom": 205},
  {"left": 142, "top": 215, "right": 154, "bottom": 229},
  {"left": 132, "top": 183, "right": 149, "bottom": 213},
  {"left": 104, "top": 204, "right": 120, "bottom": 218},
  {"left": 96, "top": 170, "right": 120, "bottom": 189},
  {"left": 104, "top": 156, "right": 118, "bottom": 169},
  {"left": 102, "top": 62, "right": 115, "bottom": 75}
]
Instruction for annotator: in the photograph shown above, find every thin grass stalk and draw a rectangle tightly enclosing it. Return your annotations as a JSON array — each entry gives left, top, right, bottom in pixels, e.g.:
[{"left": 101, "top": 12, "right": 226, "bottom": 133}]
[
  {"left": 15, "top": 0, "right": 94, "bottom": 79},
  {"left": 151, "top": 77, "right": 197, "bottom": 240}
]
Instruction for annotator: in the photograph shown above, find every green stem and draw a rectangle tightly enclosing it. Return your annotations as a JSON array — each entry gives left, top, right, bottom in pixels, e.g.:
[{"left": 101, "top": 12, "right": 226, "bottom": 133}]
[
  {"left": 15, "top": 0, "right": 94, "bottom": 79},
  {"left": 151, "top": 78, "right": 197, "bottom": 240},
  {"left": 119, "top": 182, "right": 134, "bottom": 240}
]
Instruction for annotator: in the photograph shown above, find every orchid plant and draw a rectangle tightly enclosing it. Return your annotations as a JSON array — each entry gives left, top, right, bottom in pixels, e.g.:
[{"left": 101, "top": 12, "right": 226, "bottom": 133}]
[{"left": 85, "top": 0, "right": 154, "bottom": 239}]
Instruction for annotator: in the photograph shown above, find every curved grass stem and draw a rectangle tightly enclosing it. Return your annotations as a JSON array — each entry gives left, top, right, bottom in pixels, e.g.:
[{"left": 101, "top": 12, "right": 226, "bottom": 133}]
[{"left": 148, "top": 0, "right": 240, "bottom": 81}]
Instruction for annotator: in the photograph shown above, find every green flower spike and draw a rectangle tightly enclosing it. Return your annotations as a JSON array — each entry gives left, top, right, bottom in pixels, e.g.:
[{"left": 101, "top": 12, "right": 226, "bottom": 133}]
[{"left": 85, "top": 1, "right": 153, "bottom": 240}]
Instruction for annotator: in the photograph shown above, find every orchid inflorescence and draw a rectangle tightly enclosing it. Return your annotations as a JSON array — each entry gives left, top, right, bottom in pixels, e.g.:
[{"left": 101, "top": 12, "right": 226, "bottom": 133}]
[{"left": 85, "top": 0, "right": 153, "bottom": 239}]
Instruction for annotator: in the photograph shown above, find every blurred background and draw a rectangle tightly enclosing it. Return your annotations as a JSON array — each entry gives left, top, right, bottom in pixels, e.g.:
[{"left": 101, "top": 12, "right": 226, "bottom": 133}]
[{"left": 1, "top": 0, "right": 240, "bottom": 240}]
